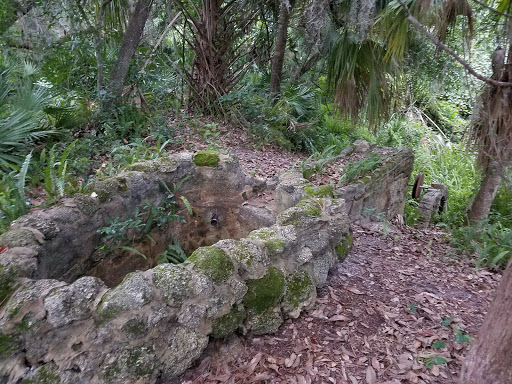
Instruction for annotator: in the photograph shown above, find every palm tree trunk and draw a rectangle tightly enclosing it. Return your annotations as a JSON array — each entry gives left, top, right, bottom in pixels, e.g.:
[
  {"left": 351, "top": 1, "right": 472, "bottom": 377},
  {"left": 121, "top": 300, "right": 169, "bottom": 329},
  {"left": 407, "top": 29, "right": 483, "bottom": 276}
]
[
  {"left": 460, "top": 263, "right": 512, "bottom": 383},
  {"left": 270, "top": 0, "right": 293, "bottom": 95},
  {"left": 107, "top": 0, "right": 154, "bottom": 102}
]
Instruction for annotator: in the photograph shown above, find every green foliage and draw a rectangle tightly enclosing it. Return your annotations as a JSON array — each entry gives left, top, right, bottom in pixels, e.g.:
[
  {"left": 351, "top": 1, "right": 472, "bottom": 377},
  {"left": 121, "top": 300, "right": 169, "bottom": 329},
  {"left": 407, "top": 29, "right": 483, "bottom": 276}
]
[
  {"left": 299, "top": 145, "right": 339, "bottom": 179},
  {"left": 0, "top": 155, "right": 31, "bottom": 233},
  {"left": 97, "top": 180, "right": 185, "bottom": 253},
  {"left": 451, "top": 220, "right": 512, "bottom": 269},
  {"left": 158, "top": 237, "right": 187, "bottom": 264},
  {"left": 39, "top": 140, "right": 79, "bottom": 202},
  {"left": 454, "top": 328, "right": 473, "bottom": 344},
  {"left": 340, "top": 153, "right": 382, "bottom": 184}
]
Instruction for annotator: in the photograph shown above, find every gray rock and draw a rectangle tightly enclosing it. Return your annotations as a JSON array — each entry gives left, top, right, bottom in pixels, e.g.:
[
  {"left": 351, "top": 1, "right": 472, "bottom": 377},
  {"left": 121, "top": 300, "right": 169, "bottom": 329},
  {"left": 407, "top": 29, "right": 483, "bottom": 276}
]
[{"left": 45, "top": 277, "right": 105, "bottom": 327}]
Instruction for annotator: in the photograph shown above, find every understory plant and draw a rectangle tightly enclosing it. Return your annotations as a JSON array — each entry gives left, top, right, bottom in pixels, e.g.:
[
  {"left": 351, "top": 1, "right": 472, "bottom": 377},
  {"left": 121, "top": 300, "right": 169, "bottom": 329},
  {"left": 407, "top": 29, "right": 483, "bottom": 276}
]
[{"left": 339, "top": 153, "right": 382, "bottom": 184}]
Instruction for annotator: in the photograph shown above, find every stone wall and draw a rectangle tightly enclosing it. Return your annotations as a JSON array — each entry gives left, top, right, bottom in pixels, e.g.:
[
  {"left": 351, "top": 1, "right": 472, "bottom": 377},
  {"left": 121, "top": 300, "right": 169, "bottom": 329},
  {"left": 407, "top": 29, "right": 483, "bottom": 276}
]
[
  {"left": 0, "top": 143, "right": 414, "bottom": 383},
  {"left": 0, "top": 152, "right": 272, "bottom": 287},
  {"left": 0, "top": 173, "right": 351, "bottom": 383},
  {"left": 336, "top": 140, "right": 414, "bottom": 221}
]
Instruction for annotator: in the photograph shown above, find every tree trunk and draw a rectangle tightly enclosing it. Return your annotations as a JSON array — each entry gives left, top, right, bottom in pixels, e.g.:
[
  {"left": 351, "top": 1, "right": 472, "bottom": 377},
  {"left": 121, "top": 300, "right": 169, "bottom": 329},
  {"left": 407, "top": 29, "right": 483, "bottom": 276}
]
[
  {"left": 107, "top": 0, "right": 154, "bottom": 102},
  {"left": 270, "top": 0, "right": 293, "bottom": 95},
  {"left": 460, "top": 264, "right": 512, "bottom": 383},
  {"left": 467, "top": 161, "right": 504, "bottom": 225}
]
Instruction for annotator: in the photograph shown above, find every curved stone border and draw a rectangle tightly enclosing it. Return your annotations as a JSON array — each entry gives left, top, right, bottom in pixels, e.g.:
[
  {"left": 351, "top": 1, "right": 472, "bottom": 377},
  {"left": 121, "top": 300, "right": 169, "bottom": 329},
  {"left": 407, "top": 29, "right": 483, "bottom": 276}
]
[
  {"left": 0, "top": 143, "right": 414, "bottom": 383},
  {"left": 0, "top": 174, "right": 351, "bottom": 383}
]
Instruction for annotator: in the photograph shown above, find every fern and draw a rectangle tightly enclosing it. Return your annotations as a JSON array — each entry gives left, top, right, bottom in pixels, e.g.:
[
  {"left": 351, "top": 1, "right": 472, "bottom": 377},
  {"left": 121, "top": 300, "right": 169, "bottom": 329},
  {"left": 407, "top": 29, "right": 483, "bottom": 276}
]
[
  {"left": 16, "top": 152, "right": 32, "bottom": 200},
  {"left": 180, "top": 196, "right": 194, "bottom": 215}
]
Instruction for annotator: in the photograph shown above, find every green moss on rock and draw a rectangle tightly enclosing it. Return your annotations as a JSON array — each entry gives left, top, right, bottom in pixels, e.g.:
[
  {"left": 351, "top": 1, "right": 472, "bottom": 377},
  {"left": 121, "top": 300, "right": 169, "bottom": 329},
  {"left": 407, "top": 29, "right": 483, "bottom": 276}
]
[
  {"left": 22, "top": 363, "right": 60, "bottom": 384},
  {"left": 193, "top": 150, "right": 220, "bottom": 167},
  {"left": 211, "top": 306, "right": 246, "bottom": 338},
  {"left": 0, "top": 265, "right": 15, "bottom": 305},
  {"left": 248, "top": 228, "right": 276, "bottom": 240},
  {"left": 0, "top": 332, "right": 16, "bottom": 357},
  {"left": 84, "top": 176, "right": 128, "bottom": 203},
  {"left": 101, "top": 346, "right": 156, "bottom": 383},
  {"left": 188, "top": 246, "right": 234, "bottom": 283},
  {"left": 121, "top": 317, "right": 148, "bottom": 340},
  {"left": 153, "top": 264, "right": 191, "bottom": 305},
  {"left": 303, "top": 185, "right": 334, "bottom": 198},
  {"left": 245, "top": 306, "right": 283, "bottom": 335},
  {"left": 243, "top": 267, "right": 285, "bottom": 314},
  {"left": 283, "top": 270, "right": 314, "bottom": 310},
  {"left": 264, "top": 239, "right": 286, "bottom": 256},
  {"left": 335, "top": 234, "right": 353, "bottom": 261}
]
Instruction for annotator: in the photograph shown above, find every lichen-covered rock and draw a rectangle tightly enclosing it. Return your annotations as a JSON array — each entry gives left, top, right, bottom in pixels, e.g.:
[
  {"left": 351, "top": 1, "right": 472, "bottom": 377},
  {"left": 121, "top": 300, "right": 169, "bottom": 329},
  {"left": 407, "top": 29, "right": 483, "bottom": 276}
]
[
  {"left": 84, "top": 176, "right": 128, "bottom": 203},
  {"left": 101, "top": 346, "right": 157, "bottom": 384},
  {"left": 44, "top": 277, "right": 105, "bottom": 327},
  {"left": 211, "top": 305, "right": 246, "bottom": 338},
  {"left": 309, "top": 248, "right": 336, "bottom": 286},
  {"left": 157, "top": 326, "right": 209, "bottom": 379},
  {"left": 10, "top": 213, "right": 59, "bottom": 240},
  {"left": 126, "top": 156, "right": 180, "bottom": 173},
  {"left": 282, "top": 270, "right": 316, "bottom": 318},
  {"left": 335, "top": 233, "right": 353, "bottom": 261},
  {"left": 188, "top": 246, "right": 234, "bottom": 283},
  {"left": 153, "top": 264, "right": 191, "bottom": 306},
  {"left": 121, "top": 316, "right": 148, "bottom": 340},
  {"left": 4, "top": 279, "right": 65, "bottom": 321},
  {"left": 274, "top": 171, "right": 307, "bottom": 212},
  {"left": 193, "top": 150, "right": 220, "bottom": 167},
  {"left": 0, "top": 229, "right": 42, "bottom": 248},
  {"left": 215, "top": 239, "right": 268, "bottom": 279},
  {"left": 245, "top": 306, "right": 283, "bottom": 335},
  {"left": 243, "top": 266, "right": 285, "bottom": 314},
  {"left": 22, "top": 362, "right": 61, "bottom": 384},
  {"left": 276, "top": 197, "right": 324, "bottom": 227},
  {"left": 96, "top": 272, "right": 153, "bottom": 323},
  {"left": 303, "top": 185, "right": 334, "bottom": 199}
]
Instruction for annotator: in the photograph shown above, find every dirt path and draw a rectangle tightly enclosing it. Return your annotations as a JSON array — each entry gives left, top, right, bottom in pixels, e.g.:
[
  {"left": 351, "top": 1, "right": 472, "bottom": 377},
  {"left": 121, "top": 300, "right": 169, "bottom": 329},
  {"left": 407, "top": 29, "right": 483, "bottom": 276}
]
[{"left": 174, "top": 222, "right": 500, "bottom": 384}]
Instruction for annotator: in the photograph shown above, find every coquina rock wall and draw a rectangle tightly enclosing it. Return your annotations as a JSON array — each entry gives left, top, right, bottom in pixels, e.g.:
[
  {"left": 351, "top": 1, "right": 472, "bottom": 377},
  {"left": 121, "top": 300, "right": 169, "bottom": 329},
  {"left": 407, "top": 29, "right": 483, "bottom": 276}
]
[
  {"left": 0, "top": 143, "right": 413, "bottom": 383},
  {"left": 336, "top": 141, "right": 414, "bottom": 221}
]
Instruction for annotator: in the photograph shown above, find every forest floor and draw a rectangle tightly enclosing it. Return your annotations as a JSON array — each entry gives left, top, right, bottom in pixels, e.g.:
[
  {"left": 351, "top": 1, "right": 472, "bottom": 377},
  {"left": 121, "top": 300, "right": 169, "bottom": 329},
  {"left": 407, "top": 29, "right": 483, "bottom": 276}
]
[{"left": 168, "top": 123, "right": 501, "bottom": 384}]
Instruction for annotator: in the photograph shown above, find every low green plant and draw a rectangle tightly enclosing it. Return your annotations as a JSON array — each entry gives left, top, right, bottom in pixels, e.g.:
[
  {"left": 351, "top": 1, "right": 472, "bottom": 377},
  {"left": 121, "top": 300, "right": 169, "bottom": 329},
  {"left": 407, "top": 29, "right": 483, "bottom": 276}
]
[
  {"left": 40, "top": 140, "right": 79, "bottom": 201},
  {"left": 339, "top": 153, "right": 382, "bottom": 184},
  {"left": 158, "top": 236, "right": 188, "bottom": 264},
  {"left": 298, "top": 145, "right": 338, "bottom": 179},
  {"left": 0, "top": 153, "right": 32, "bottom": 233},
  {"left": 451, "top": 220, "right": 512, "bottom": 269},
  {"left": 404, "top": 199, "right": 421, "bottom": 226},
  {"left": 97, "top": 179, "right": 186, "bottom": 254}
]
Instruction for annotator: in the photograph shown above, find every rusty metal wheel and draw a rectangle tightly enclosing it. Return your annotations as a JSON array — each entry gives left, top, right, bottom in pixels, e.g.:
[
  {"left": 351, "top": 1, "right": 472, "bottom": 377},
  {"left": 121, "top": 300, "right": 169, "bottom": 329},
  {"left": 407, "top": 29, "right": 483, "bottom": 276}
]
[{"left": 412, "top": 174, "right": 424, "bottom": 199}]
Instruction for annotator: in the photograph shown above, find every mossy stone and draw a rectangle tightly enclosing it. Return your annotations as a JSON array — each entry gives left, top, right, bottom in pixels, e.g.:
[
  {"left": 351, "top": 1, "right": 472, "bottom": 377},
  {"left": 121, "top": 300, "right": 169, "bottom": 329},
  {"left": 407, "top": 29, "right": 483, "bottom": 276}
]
[
  {"left": 335, "top": 234, "right": 353, "bottom": 261},
  {"left": 0, "top": 265, "right": 15, "bottom": 305},
  {"left": 277, "top": 198, "right": 323, "bottom": 227},
  {"left": 211, "top": 306, "right": 246, "bottom": 338},
  {"left": 283, "top": 270, "right": 315, "bottom": 310},
  {"left": 264, "top": 239, "right": 286, "bottom": 256},
  {"left": 248, "top": 228, "right": 276, "bottom": 240},
  {"left": 101, "top": 346, "right": 156, "bottom": 383},
  {"left": 153, "top": 264, "right": 191, "bottom": 305},
  {"left": 22, "top": 363, "right": 60, "bottom": 384},
  {"left": 121, "top": 317, "right": 148, "bottom": 340},
  {"left": 0, "top": 229, "right": 40, "bottom": 248},
  {"left": 84, "top": 176, "right": 128, "bottom": 203},
  {"left": 188, "top": 246, "right": 234, "bottom": 283},
  {"left": 243, "top": 266, "right": 285, "bottom": 314},
  {"left": 0, "top": 332, "right": 16, "bottom": 357},
  {"left": 246, "top": 306, "right": 283, "bottom": 335},
  {"left": 73, "top": 193, "right": 99, "bottom": 216},
  {"left": 303, "top": 185, "right": 334, "bottom": 199},
  {"left": 193, "top": 150, "right": 220, "bottom": 167}
]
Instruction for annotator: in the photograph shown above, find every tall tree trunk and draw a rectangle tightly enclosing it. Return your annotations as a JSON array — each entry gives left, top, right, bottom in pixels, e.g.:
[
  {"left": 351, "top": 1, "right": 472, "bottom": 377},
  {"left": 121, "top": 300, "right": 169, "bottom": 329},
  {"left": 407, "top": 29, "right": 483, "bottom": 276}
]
[
  {"left": 460, "top": 263, "right": 512, "bottom": 383},
  {"left": 467, "top": 161, "right": 505, "bottom": 225},
  {"left": 270, "top": 0, "right": 293, "bottom": 95},
  {"left": 94, "top": 0, "right": 113, "bottom": 103},
  {"left": 107, "top": 0, "right": 153, "bottom": 102}
]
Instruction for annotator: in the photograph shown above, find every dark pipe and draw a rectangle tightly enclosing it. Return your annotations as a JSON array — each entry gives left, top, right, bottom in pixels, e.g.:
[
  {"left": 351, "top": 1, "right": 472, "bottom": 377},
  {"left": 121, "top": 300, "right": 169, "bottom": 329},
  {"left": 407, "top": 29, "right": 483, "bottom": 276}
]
[{"left": 211, "top": 213, "right": 218, "bottom": 226}]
